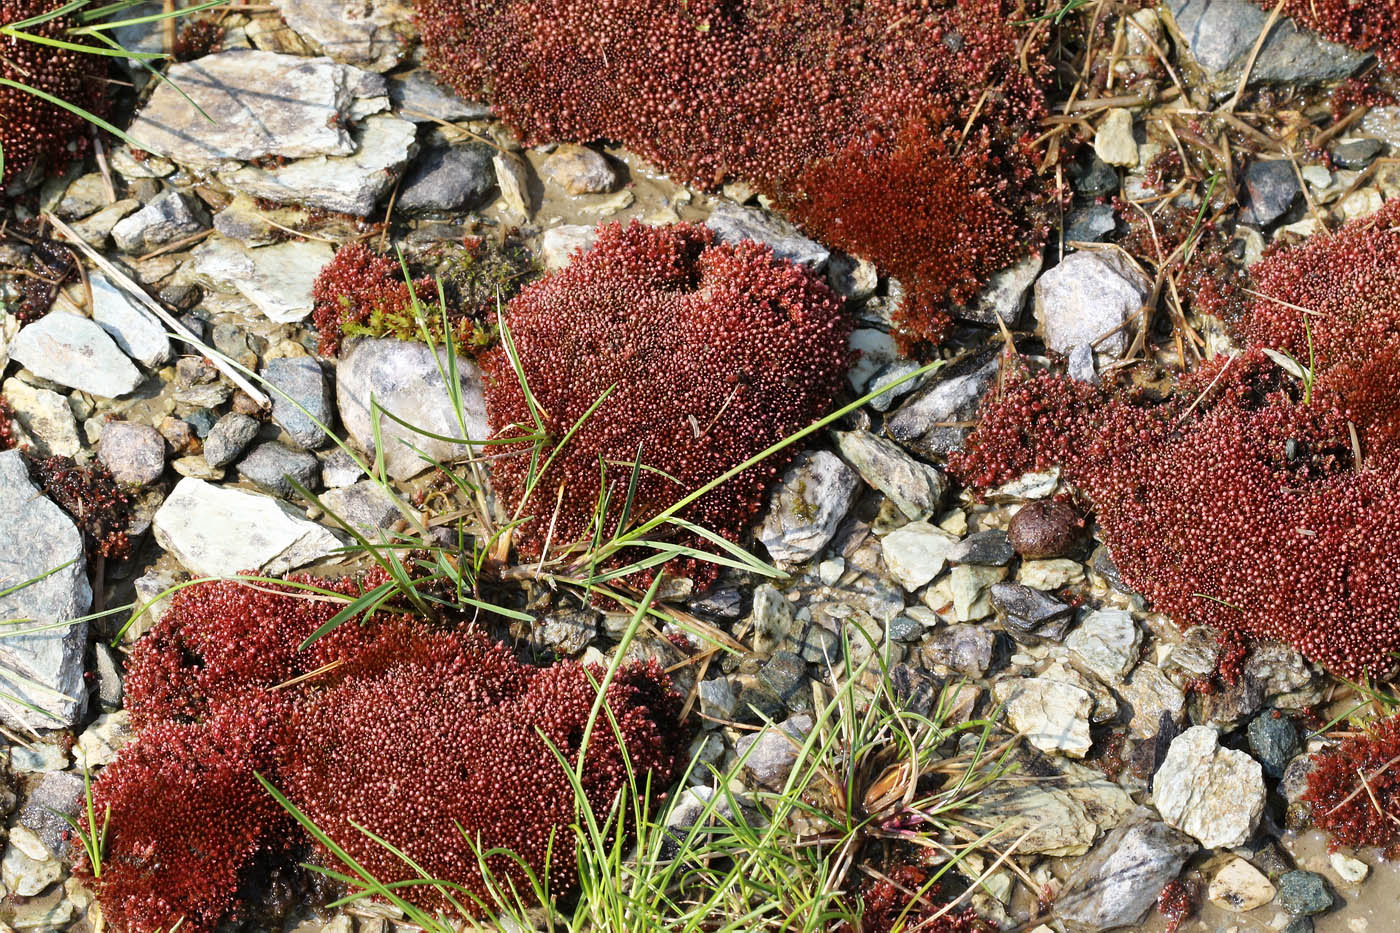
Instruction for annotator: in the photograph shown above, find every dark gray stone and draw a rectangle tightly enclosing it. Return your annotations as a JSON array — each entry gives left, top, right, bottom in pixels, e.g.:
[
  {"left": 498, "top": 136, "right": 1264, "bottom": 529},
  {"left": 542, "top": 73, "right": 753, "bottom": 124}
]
[
  {"left": 263, "top": 356, "right": 333, "bottom": 449},
  {"left": 388, "top": 69, "right": 491, "bottom": 122},
  {"left": 886, "top": 350, "right": 999, "bottom": 458},
  {"left": 834, "top": 429, "right": 947, "bottom": 521},
  {"left": 1054, "top": 808, "right": 1198, "bottom": 931},
  {"left": 688, "top": 586, "right": 746, "bottom": 621},
  {"left": 535, "top": 609, "right": 599, "bottom": 656},
  {"left": 889, "top": 664, "right": 940, "bottom": 718},
  {"left": 1074, "top": 155, "right": 1119, "bottom": 196},
  {"left": 111, "top": 188, "right": 206, "bottom": 253},
  {"left": 1276, "top": 871, "right": 1332, "bottom": 917},
  {"left": 1246, "top": 710, "right": 1299, "bottom": 778},
  {"left": 236, "top": 441, "right": 321, "bottom": 498},
  {"left": 920, "top": 624, "right": 995, "bottom": 678},
  {"left": 18, "top": 771, "right": 84, "bottom": 857},
  {"left": 705, "top": 200, "right": 829, "bottom": 270},
  {"left": 1242, "top": 160, "right": 1301, "bottom": 226},
  {"left": 319, "top": 479, "right": 399, "bottom": 535},
  {"left": 1064, "top": 204, "right": 1117, "bottom": 242},
  {"left": 947, "top": 530, "right": 1015, "bottom": 566},
  {"left": 990, "top": 582, "right": 1074, "bottom": 644},
  {"left": 398, "top": 143, "right": 496, "bottom": 213},
  {"left": 735, "top": 714, "right": 812, "bottom": 788},
  {"left": 204, "top": 412, "right": 261, "bottom": 468},
  {"left": 1331, "top": 138, "right": 1384, "bottom": 170},
  {"left": 759, "top": 651, "right": 811, "bottom": 712},
  {"left": 94, "top": 642, "right": 123, "bottom": 710}
]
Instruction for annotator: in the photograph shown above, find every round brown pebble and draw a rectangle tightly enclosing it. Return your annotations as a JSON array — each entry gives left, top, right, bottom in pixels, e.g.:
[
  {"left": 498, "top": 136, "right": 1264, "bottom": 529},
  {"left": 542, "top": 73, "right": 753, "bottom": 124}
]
[{"left": 1007, "top": 499, "right": 1086, "bottom": 559}]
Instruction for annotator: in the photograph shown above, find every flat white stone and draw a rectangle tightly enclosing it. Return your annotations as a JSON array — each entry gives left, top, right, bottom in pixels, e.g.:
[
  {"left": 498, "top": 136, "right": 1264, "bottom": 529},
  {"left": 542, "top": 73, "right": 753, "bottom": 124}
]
[
  {"left": 88, "top": 271, "right": 173, "bottom": 368},
  {"left": 8, "top": 311, "right": 143, "bottom": 398},
  {"left": 189, "top": 236, "right": 334, "bottom": 323}
]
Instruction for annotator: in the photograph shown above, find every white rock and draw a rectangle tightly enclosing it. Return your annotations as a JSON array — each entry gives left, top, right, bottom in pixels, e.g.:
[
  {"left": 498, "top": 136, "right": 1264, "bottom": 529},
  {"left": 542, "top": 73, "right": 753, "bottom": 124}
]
[
  {"left": 756, "top": 450, "right": 860, "bottom": 565},
  {"left": 880, "top": 521, "right": 960, "bottom": 591},
  {"left": 1208, "top": 856, "right": 1275, "bottom": 911},
  {"left": 1153, "top": 726, "right": 1265, "bottom": 849},
  {"left": 995, "top": 676, "right": 1094, "bottom": 758},
  {"left": 1, "top": 379, "right": 80, "bottom": 457},
  {"left": 152, "top": 478, "right": 344, "bottom": 579},
  {"left": 540, "top": 224, "right": 598, "bottom": 271},
  {"left": 74, "top": 709, "right": 133, "bottom": 769},
  {"left": 949, "top": 564, "right": 1007, "bottom": 622},
  {"left": 274, "top": 0, "right": 411, "bottom": 72},
  {"left": 1018, "top": 558, "right": 1086, "bottom": 590},
  {"left": 1033, "top": 250, "right": 1150, "bottom": 361},
  {"left": 8, "top": 312, "right": 143, "bottom": 398},
  {"left": 1094, "top": 108, "right": 1139, "bottom": 167},
  {"left": 0, "top": 451, "right": 90, "bottom": 730},
  {"left": 125, "top": 49, "right": 384, "bottom": 165},
  {"left": 493, "top": 151, "right": 534, "bottom": 219},
  {"left": 1065, "top": 608, "right": 1142, "bottom": 682},
  {"left": 189, "top": 236, "right": 334, "bottom": 323},
  {"left": 110, "top": 189, "right": 205, "bottom": 254},
  {"left": 2, "top": 827, "right": 61, "bottom": 896},
  {"left": 220, "top": 114, "right": 418, "bottom": 216},
  {"left": 336, "top": 338, "right": 491, "bottom": 481},
  {"left": 88, "top": 271, "right": 173, "bottom": 368},
  {"left": 1330, "top": 852, "right": 1369, "bottom": 884}
]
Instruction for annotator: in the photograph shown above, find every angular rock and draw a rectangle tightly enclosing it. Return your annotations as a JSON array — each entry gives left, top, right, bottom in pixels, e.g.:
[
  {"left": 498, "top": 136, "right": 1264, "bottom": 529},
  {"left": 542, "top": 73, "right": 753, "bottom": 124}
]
[
  {"left": 9, "top": 312, "right": 143, "bottom": 398},
  {"left": 71, "top": 199, "right": 140, "bottom": 247},
  {"left": 97, "top": 421, "right": 165, "bottom": 486},
  {"left": 541, "top": 224, "right": 599, "bottom": 271},
  {"left": 1247, "top": 710, "right": 1299, "bottom": 778},
  {"left": 1242, "top": 159, "right": 1301, "bottom": 226},
  {"left": 750, "top": 583, "right": 796, "bottom": 656},
  {"left": 880, "top": 520, "right": 960, "bottom": 591},
  {"left": 964, "top": 750, "right": 1134, "bottom": 856},
  {"left": 1, "top": 378, "right": 80, "bottom": 457},
  {"left": 947, "top": 530, "right": 1015, "bottom": 566},
  {"left": 2, "top": 826, "right": 62, "bottom": 896},
  {"left": 19, "top": 770, "right": 83, "bottom": 856},
  {"left": 237, "top": 441, "right": 321, "bottom": 498},
  {"left": 948, "top": 563, "right": 1006, "bottom": 622},
  {"left": 264, "top": 356, "right": 333, "bottom": 449},
  {"left": 204, "top": 413, "right": 261, "bottom": 468},
  {"left": 534, "top": 609, "right": 599, "bottom": 657},
  {"left": 1065, "top": 608, "right": 1142, "bottom": 682},
  {"left": 953, "top": 249, "right": 1041, "bottom": 327},
  {"left": 152, "top": 477, "right": 343, "bottom": 578},
  {"left": 995, "top": 675, "right": 1095, "bottom": 758},
  {"left": 188, "top": 236, "right": 334, "bottom": 323},
  {"left": 111, "top": 189, "right": 205, "bottom": 254},
  {"left": 756, "top": 450, "right": 860, "bottom": 564},
  {"left": 920, "top": 624, "right": 995, "bottom": 678},
  {"left": 1034, "top": 250, "right": 1149, "bottom": 360},
  {"left": 1276, "top": 870, "right": 1332, "bottom": 917},
  {"left": 1064, "top": 204, "right": 1118, "bottom": 244},
  {"left": 1167, "top": 0, "right": 1370, "bottom": 96},
  {"left": 1208, "top": 856, "right": 1276, "bottom": 912},
  {"left": 885, "top": 350, "right": 1000, "bottom": 459},
  {"left": 705, "top": 200, "right": 829, "bottom": 270},
  {"left": 397, "top": 143, "right": 495, "bottom": 213},
  {"left": 1153, "top": 725, "right": 1265, "bottom": 848},
  {"left": 336, "top": 337, "right": 491, "bottom": 481},
  {"left": 1120, "top": 662, "right": 1186, "bottom": 738},
  {"left": 990, "top": 582, "right": 1074, "bottom": 644},
  {"left": 735, "top": 714, "right": 812, "bottom": 789},
  {"left": 319, "top": 479, "right": 399, "bottom": 535},
  {"left": 493, "top": 150, "right": 534, "bottom": 219},
  {"left": 1055, "top": 809, "right": 1197, "bottom": 930},
  {"left": 274, "top": 0, "right": 411, "bottom": 72},
  {"left": 219, "top": 114, "right": 418, "bottom": 216},
  {"left": 0, "top": 450, "right": 90, "bottom": 730},
  {"left": 388, "top": 69, "right": 491, "bottom": 123},
  {"left": 834, "top": 429, "right": 946, "bottom": 521},
  {"left": 320, "top": 446, "right": 365, "bottom": 488},
  {"left": 88, "top": 271, "right": 173, "bottom": 369}
]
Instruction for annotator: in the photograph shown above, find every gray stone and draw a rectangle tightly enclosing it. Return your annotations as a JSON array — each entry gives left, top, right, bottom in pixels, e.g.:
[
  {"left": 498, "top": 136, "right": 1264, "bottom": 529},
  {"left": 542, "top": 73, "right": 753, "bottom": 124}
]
[
  {"left": 735, "top": 714, "right": 812, "bottom": 789},
  {"left": 1, "top": 378, "right": 80, "bottom": 457},
  {"left": 963, "top": 751, "right": 1133, "bottom": 856},
  {"left": 18, "top": 771, "right": 83, "bottom": 857},
  {"left": 995, "top": 675, "right": 1094, "bottom": 757},
  {"left": 953, "top": 250, "right": 1041, "bottom": 327},
  {"left": 319, "top": 480, "right": 399, "bottom": 535},
  {"left": 125, "top": 50, "right": 387, "bottom": 166},
  {"left": 398, "top": 143, "right": 496, "bottom": 213},
  {"left": 1064, "top": 204, "right": 1118, "bottom": 243},
  {"left": 88, "top": 271, "right": 173, "bottom": 369},
  {"left": 1247, "top": 711, "right": 1299, "bottom": 778},
  {"left": 921, "top": 625, "right": 995, "bottom": 678},
  {"left": 543, "top": 144, "right": 617, "bottom": 195},
  {"left": 320, "top": 447, "right": 365, "bottom": 488},
  {"left": 9, "top": 312, "right": 144, "bottom": 398},
  {"left": 74, "top": 709, "right": 133, "bottom": 769},
  {"left": 388, "top": 70, "right": 491, "bottom": 122},
  {"left": 834, "top": 429, "right": 946, "bottom": 521},
  {"left": 1034, "top": 249, "right": 1149, "bottom": 360},
  {"left": 264, "top": 356, "right": 333, "bottom": 449},
  {"left": 541, "top": 224, "right": 599, "bottom": 271},
  {"left": 55, "top": 173, "right": 110, "bottom": 220},
  {"left": 697, "top": 677, "right": 739, "bottom": 722},
  {"left": 755, "top": 450, "right": 860, "bottom": 564},
  {"left": 1055, "top": 809, "right": 1197, "bottom": 931},
  {"left": 705, "top": 200, "right": 829, "bottom": 270},
  {"left": 152, "top": 477, "right": 344, "bottom": 578},
  {"left": 219, "top": 114, "right": 418, "bottom": 216},
  {"left": 879, "top": 521, "right": 960, "bottom": 590},
  {"left": 71, "top": 199, "right": 140, "bottom": 247},
  {"left": 1120, "top": 662, "right": 1186, "bottom": 738},
  {"left": 535, "top": 609, "right": 599, "bottom": 656},
  {"left": 1152, "top": 725, "right": 1265, "bottom": 848},
  {"left": 1331, "top": 138, "right": 1384, "bottom": 171},
  {"left": 98, "top": 421, "right": 165, "bottom": 485},
  {"left": 274, "top": 0, "right": 411, "bottom": 72},
  {"left": 2, "top": 826, "right": 62, "bottom": 896},
  {"left": 189, "top": 236, "right": 335, "bottom": 323},
  {"left": 204, "top": 413, "right": 261, "bottom": 468},
  {"left": 1075, "top": 155, "right": 1119, "bottom": 196},
  {"left": 94, "top": 641, "right": 122, "bottom": 709},
  {"left": 947, "top": 530, "right": 1014, "bottom": 566},
  {"left": 1065, "top": 608, "right": 1141, "bottom": 682},
  {"left": 1242, "top": 159, "right": 1300, "bottom": 226},
  {"left": 237, "top": 441, "right": 321, "bottom": 498},
  {"left": 111, "top": 189, "right": 205, "bottom": 254},
  {"left": 990, "top": 582, "right": 1074, "bottom": 644},
  {"left": 750, "top": 583, "right": 795, "bottom": 656},
  {"left": 1276, "top": 871, "right": 1332, "bottom": 916},
  {"left": 1166, "top": 0, "right": 1370, "bottom": 95},
  {"left": 336, "top": 338, "right": 490, "bottom": 481},
  {"left": 0, "top": 450, "right": 90, "bottom": 730},
  {"left": 885, "top": 350, "right": 999, "bottom": 458},
  {"left": 759, "top": 651, "right": 810, "bottom": 710}
]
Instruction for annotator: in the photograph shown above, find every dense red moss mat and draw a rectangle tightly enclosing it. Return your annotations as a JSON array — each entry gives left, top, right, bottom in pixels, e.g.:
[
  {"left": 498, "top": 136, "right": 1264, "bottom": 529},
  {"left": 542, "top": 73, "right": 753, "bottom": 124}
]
[
  {"left": 79, "top": 574, "right": 687, "bottom": 931},
  {"left": 1262, "top": 0, "right": 1399, "bottom": 65},
  {"left": 1, "top": 0, "right": 108, "bottom": 186},
  {"left": 416, "top": 0, "right": 1054, "bottom": 351},
  {"left": 480, "top": 220, "right": 851, "bottom": 590},
  {"left": 952, "top": 203, "right": 1400, "bottom": 679},
  {"left": 1305, "top": 712, "right": 1400, "bottom": 855}
]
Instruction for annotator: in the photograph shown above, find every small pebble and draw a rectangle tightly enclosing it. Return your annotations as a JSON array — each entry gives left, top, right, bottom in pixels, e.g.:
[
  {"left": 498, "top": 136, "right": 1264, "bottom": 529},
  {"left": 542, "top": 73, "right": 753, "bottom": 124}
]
[
  {"left": 1276, "top": 870, "right": 1332, "bottom": 917},
  {"left": 1329, "top": 852, "right": 1369, "bottom": 884}
]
